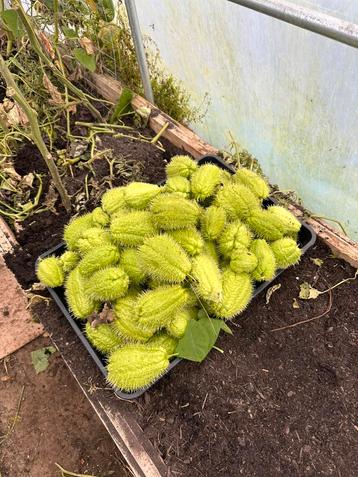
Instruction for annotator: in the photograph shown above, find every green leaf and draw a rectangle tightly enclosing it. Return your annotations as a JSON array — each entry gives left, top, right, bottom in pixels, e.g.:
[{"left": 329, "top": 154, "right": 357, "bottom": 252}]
[
  {"left": 175, "top": 317, "right": 224, "bottom": 362},
  {"left": 73, "top": 48, "right": 96, "bottom": 72},
  {"left": 31, "top": 346, "right": 56, "bottom": 374},
  {"left": 110, "top": 87, "right": 133, "bottom": 123},
  {"left": 220, "top": 321, "right": 233, "bottom": 335},
  {"left": 97, "top": 0, "right": 115, "bottom": 22},
  {"left": 62, "top": 26, "right": 78, "bottom": 39},
  {"left": 0, "top": 9, "right": 25, "bottom": 39}
]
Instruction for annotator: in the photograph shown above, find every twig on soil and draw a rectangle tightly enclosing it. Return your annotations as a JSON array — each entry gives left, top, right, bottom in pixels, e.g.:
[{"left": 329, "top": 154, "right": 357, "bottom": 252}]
[
  {"left": 270, "top": 287, "right": 333, "bottom": 332},
  {"left": 0, "top": 385, "right": 25, "bottom": 446},
  {"left": 55, "top": 463, "right": 99, "bottom": 477},
  {"left": 151, "top": 121, "right": 169, "bottom": 144}
]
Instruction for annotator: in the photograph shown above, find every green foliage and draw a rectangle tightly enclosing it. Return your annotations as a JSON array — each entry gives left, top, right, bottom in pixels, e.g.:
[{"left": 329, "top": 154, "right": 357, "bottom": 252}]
[
  {"left": 85, "top": 266, "right": 129, "bottom": 301},
  {"left": 107, "top": 344, "right": 169, "bottom": 391},
  {"left": 216, "top": 183, "right": 260, "bottom": 220},
  {"left": 110, "top": 210, "right": 155, "bottom": 246},
  {"left": 191, "top": 254, "right": 222, "bottom": 302},
  {"left": 251, "top": 239, "right": 277, "bottom": 282},
  {"left": 191, "top": 164, "right": 222, "bottom": 201},
  {"left": 85, "top": 322, "right": 123, "bottom": 354},
  {"left": 63, "top": 213, "right": 93, "bottom": 250},
  {"left": 210, "top": 270, "right": 253, "bottom": 319},
  {"left": 78, "top": 244, "right": 120, "bottom": 276},
  {"left": 165, "top": 155, "right": 198, "bottom": 178},
  {"left": 65, "top": 267, "right": 98, "bottom": 319},
  {"left": 124, "top": 182, "right": 161, "bottom": 209},
  {"left": 73, "top": 48, "right": 96, "bottom": 72},
  {"left": 59, "top": 251, "right": 80, "bottom": 273},
  {"left": 136, "top": 285, "right": 188, "bottom": 333},
  {"left": 151, "top": 193, "right": 201, "bottom": 230},
  {"left": 270, "top": 237, "right": 301, "bottom": 268},
  {"left": 233, "top": 168, "right": 270, "bottom": 199},
  {"left": 200, "top": 206, "right": 226, "bottom": 240},
  {"left": 36, "top": 256, "right": 64, "bottom": 288},
  {"left": 138, "top": 234, "right": 191, "bottom": 283},
  {"left": 169, "top": 228, "right": 204, "bottom": 256}
]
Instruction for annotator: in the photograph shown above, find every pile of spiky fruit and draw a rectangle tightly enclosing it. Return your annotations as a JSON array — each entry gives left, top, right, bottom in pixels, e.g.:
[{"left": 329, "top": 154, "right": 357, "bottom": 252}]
[{"left": 36, "top": 156, "right": 302, "bottom": 392}]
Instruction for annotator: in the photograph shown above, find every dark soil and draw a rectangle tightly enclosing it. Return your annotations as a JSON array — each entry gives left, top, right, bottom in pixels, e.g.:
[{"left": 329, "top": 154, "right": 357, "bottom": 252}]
[
  {"left": 0, "top": 336, "right": 131, "bottom": 477},
  {"left": 3, "top": 131, "right": 357, "bottom": 476}
]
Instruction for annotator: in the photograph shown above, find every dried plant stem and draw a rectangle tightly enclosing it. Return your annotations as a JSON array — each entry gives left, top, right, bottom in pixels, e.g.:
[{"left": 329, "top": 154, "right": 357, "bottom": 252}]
[
  {"left": 14, "top": 0, "right": 102, "bottom": 121},
  {"left": 55, "top": 463, "right": 99, "bottom": 477},
  {"left": 0, "top": 54, "right": 71, "bottom": 211}
]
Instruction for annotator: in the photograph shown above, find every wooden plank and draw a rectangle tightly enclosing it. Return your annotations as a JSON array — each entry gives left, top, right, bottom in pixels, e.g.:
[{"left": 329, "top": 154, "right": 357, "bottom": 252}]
[
  {"left": 87, "top": 73, "right": 358, "bottom": 268},
  {"left": 87, "top": 73, "right": 218, "bottom": 159}
]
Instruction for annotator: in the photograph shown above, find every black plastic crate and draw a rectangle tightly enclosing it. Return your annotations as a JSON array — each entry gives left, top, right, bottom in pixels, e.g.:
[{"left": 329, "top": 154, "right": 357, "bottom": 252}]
[{"left": 37, "top": 155, "right": 316, "bottom": 400}]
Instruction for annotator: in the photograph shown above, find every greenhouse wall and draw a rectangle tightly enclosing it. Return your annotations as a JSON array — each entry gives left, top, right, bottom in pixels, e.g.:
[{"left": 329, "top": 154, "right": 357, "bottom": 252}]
[{"left": 135, "top": 0, "right": 358, "bottom": 240}]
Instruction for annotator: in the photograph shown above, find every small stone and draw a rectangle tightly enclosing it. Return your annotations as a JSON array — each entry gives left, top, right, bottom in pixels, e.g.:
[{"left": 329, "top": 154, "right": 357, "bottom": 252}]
[
  {"left": 303, "top": 444, "right": 311, "bottom": 453},
  {"left": 237, "top": 437, "right": 246, "bottom": 447},
  {"left": 287, "top": 391, "right": 295, "bottom": 397}
]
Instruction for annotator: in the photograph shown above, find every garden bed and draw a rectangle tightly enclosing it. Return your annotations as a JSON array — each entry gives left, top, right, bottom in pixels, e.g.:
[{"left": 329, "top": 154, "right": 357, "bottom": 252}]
[{"left": 3, "top": 127, "right": 357, "bottom": 476}]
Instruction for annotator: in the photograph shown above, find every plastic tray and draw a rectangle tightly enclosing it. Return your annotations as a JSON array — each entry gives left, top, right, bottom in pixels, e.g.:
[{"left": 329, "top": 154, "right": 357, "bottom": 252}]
[{"left": 37, "top": 155, "right": 316, "bottom": 400}]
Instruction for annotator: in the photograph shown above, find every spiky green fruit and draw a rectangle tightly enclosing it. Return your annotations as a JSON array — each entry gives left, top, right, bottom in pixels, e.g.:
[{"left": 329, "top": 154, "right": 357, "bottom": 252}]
[
  {"left": 220, "top": 169, "right": 233, "bottom": 186},
  {"left": 85, "top": 267, "right": 129, "bottom": 301},
  {"left": 211, "top": 270, "right": 253, "bottom": 319},
  {"left": 191, "top": 254, "right": 222, "bottom": 302},
  {"left": 110, "top": 211, "right": 155, "bottom": 246},
  {"left": 215, "top": 183, "right": 260, "bottom": 220},
  {"left": 78, "top": 244, "right": 120, "bottom": 277},
  {"left": 138, "top": 234, "right": 191, "bottom": 283},
  {"left": 218, "top": 221, "right": 252, "bottom": 258},
  {"left": 85, "top": 322, "right": 123, "bottom": 354},
  {"left": 191, "top": 164, "right": 222, "bottom": 201},
  {"left": 113, "top": 294, "right": 152, "bottom": 342},
  {"left": 107, "top": 344, "right": 169, "bottom": 391},
  {"left": 185, "top": 288, "right": 199, "bottom": 308},
  {"left": 151, "top": 193, "right": 201, "bottom": 230},
  {"left": 267, "top": 206, "right": 301, "bottom": 235},
  {"left": 92, "top": 207, "right": 110, "bottom": 227},
  {"left": 147, "top": 332, "right": 178, "bottom": 355},
  {"left": 59, "top": 251, "right": 80, "bottom": 273},
  {"left": 270, "top": 237, "right": 301, "bottom": 268},
  {"left": 101, "top": 187, "right": 126, "bottom": 215},
  {"left": 166, "top": 155, "right": 198, "bottom": 178},
  {"left": 169, "top": 228, "right": 204, "bottom": 256},
  {"left": 247, "top": 209, "right": 285, "bottom": 241},
  {"left": 202, "top": 241, "right": 220, "bottom": 263},
  {"left": 166, "top": 308, "right": 192, "bottom": 338},
  {"left": 230, "top": 246, "right": 258, "bottom": 273},
  {"left": 165, "top": 176, "right": 191, "bottom": 197},
  {"left": 124, "top": 182, "right": 161, "bottom": 209},
  {"left": 64, "top": 213, "right": 93, "bottom": 250},
  {"left": 233, "top": 168, "right": 270, "bottom": 199},
  {"left": 119, "top": 249, "right": 146, "bottom": 285},
  {"left": 77, "top": 228, "right": 112, "bottom": 255},
  {"left": 37, "top": 256, "right": 64, "bottom": 287},
  {"left": 65, "top": 267, "right": 98, "bottom": 319},
  {"left": 136, "top": 285, "right": 188, "bottom": 332},
  {"left": 251, "top": 239, "right": 276, "bottom": 281},
  {"left": 200, "top": 206, "right": 226, "bottom": 240}
]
